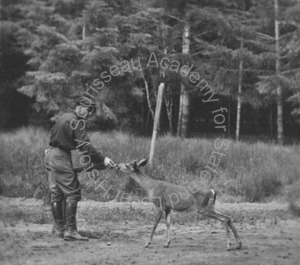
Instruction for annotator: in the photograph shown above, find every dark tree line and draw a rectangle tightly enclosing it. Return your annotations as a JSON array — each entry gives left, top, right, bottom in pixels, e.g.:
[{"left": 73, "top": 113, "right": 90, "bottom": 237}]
[{"left": 1, "top": 0, "right": 300, "bottom": 142}]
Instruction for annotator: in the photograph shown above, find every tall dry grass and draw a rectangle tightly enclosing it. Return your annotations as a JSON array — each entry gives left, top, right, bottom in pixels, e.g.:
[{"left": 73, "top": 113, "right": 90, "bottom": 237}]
[
  {"left": 1, "top": 127, "right": 300, "bottom": 203},
  {"left": 0, "top": 126, "right": 49, "bottom": 198}
]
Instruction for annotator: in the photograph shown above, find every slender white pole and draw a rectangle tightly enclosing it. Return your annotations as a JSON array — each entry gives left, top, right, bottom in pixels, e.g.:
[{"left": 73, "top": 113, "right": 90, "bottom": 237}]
[{"left": 149, "top": 83, "right": 165, "bottom": 165}]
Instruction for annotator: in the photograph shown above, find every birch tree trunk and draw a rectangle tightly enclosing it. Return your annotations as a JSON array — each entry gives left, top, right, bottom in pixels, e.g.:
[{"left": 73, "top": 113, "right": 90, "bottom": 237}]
[
  {"left": 181, "top": 86, "right": 190, "bottom": 138},
  {"left": 177, "top": 22, "right": 191, "bottom": 138},
  {"left": 177, "top": 86, "right": 183, "bottom": 137},
  {"left": 235, "top": 38, "right": 244, "bottom": 141},
  {"left": 274, "top": 0, "right": 283, "bottom": 144},
  {"left": 143, "top": 77, "right": 154, "bottom": 120}
]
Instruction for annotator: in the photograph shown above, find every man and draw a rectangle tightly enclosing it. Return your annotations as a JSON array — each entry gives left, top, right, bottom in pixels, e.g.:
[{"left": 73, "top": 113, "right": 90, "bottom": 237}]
[{"left": 44, "top": 95, "right": 115, "bottom": 241}]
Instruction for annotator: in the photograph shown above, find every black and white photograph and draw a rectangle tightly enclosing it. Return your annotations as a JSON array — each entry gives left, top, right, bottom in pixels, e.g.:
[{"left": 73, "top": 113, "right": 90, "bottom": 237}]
[{"left": 0, "top": 0, "right": 300, "bottom": 264}]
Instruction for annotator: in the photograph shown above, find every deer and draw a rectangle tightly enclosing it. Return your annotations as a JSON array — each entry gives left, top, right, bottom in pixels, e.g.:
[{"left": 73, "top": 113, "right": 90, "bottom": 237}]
[{"left": 117, "top": 159, "right": 242, "bottom": 250}]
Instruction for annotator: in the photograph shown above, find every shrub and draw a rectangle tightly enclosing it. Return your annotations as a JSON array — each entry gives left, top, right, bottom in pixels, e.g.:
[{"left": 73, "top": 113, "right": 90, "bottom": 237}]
[{"left": 1, "top": 127, "right": 300, "bottom": 202}]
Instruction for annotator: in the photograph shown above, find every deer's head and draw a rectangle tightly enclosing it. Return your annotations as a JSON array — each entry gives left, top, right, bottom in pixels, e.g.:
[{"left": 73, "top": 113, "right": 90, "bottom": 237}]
[{"left": 117, "top": 159, "right": 147, "bottom": 173}]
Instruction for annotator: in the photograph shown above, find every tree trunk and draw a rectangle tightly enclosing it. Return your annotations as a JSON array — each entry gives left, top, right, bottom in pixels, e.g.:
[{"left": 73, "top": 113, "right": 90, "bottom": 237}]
[
  {"left": 177, "top": 86, "right": 183, "bottom": 137},
  {"left": 235, "top": 38, "right": 244, "bottom": 141},
  {"left": 270, "top": 104, "right": 274, "bottom": 138},
  {"left": 228, "top": 96, "right": 231, "bottom": 138},
  {"left": 164, "top": 84, "right": 174, "bottom": 134},
  {"left": 143, "top": 77, "right": 154, "bottom": 120},
  {"left": 177, "top": 22, "right": 190, "bottom": 138},
  {"left": 274, "top": 0, "right": 283, "bottom": 144},
  {"left": 181, "top": 85, "right": 190, "bottom": 138},
  {"left": 82, "top": 10, "right": 87, "bottom": 50}
]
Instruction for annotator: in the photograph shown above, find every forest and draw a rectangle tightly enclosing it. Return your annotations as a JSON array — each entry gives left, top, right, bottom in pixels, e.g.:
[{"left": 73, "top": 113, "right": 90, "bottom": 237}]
[{"left": 1, "top": 0, "right": 300, "bottom": 143}]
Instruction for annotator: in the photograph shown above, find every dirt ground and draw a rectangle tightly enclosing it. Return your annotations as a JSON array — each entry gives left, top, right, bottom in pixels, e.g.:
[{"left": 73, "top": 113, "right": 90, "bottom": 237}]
[{"left": 0, "top": 197, "right": 300, "bottom": 265}]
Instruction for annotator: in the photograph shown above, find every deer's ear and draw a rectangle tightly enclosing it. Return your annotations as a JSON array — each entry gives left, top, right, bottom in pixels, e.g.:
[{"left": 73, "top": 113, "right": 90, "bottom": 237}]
[{"left": 137, "top": 159, "right": 147, "bottom": 168}]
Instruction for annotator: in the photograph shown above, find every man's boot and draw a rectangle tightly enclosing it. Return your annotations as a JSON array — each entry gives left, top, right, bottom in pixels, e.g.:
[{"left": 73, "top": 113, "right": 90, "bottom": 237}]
[
  {"left": 51, "top": 201, "right": 65, "bottom": 238},
  {"left": 64, "top": 201, "right": 88, "bottom": 241}
]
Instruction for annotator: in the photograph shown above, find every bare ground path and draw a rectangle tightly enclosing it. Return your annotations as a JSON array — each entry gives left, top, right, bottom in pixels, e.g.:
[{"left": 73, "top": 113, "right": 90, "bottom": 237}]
[{"left": 0, "top": 196, "right": 299, "bottom": 265}]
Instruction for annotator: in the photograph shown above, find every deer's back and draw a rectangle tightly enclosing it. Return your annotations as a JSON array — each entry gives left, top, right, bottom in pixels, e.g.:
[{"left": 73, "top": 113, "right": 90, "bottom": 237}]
[
  {"left": 147, "top": 181, "right": 194, "bottom": 211},
  {"left": 149, "top": 181, "right": 215, "bottom": 212}
]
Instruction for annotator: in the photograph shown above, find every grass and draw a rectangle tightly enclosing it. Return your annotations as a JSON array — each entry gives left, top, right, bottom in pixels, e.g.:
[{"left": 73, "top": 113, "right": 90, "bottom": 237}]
[
  {"left": 0, "top": 202, "right": 52, "bottom": 226},
  {"left": 1, "top": 126, "right": 300, "bottom": 203},
  {"left": 0, "top": 126, "right": 49, "bottom": 198}
]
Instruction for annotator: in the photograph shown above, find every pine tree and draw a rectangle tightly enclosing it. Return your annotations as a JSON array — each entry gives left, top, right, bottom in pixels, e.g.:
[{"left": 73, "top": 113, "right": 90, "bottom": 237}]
[{"left": 254, "top": 0, "right": 300, "bottom": 143}]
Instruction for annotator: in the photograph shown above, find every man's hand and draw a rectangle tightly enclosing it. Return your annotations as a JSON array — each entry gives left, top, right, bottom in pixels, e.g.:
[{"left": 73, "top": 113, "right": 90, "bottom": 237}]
[{"left": 104, "top": 157, "right": 116, "bottom": 168}]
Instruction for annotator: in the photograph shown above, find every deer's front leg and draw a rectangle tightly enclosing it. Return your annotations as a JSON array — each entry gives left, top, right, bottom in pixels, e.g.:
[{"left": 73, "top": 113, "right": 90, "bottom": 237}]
[
  {"left": 145, "top": 209, "right": 163, "bottom": 248},
  {"left": 164, "top": 208, "right": 171, "bottom": 248}
]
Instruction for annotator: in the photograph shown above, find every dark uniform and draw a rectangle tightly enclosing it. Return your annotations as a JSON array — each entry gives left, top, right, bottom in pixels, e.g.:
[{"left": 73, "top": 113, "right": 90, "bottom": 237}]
[
  {"left": 45, "top": 112, "right": 105, "bottom": 203},
  {"left": 44, "top": 106, "right": 106, "bottom": 240}
]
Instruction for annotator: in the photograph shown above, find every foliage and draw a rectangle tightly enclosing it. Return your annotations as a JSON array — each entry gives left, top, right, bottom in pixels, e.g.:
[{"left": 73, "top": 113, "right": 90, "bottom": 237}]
[
  {"left": 1, "top": 0, "right": 300, "bottom": 136},
  {"left": 1, "top": 127, "right": 300, "bottom": 202},
  {"left": 254, "top": 0, "right": 300, "bottom": 109}
]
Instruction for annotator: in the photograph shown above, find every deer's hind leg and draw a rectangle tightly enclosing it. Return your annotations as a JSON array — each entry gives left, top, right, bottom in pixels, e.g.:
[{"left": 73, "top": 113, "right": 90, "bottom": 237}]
[
  {"left": 145, "top": 208, "right": 163, "bottom": 248},
  {"left": 164, "top": 208, "right": 171, "bottom": 248},
  {"left": 214, "top": 210, "right": 242, "bottom": 249},
  {"left": 203, "top": 210, "right": 242, "bottom": 250}
]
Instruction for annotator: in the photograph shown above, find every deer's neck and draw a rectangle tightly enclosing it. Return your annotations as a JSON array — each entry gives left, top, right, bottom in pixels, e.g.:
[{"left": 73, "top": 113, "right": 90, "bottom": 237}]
[{"left": 130, "top": 171, "right": 157, "bottom": 195}]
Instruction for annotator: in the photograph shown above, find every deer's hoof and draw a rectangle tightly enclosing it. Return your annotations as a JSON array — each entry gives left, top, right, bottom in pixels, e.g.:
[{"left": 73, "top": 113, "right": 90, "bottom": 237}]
[
  {"left": 163, "top": 241, "right": 170, "bottom": 248},
  {"left": 144, "top": 241, "right": 151, "bottom": 248}
]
